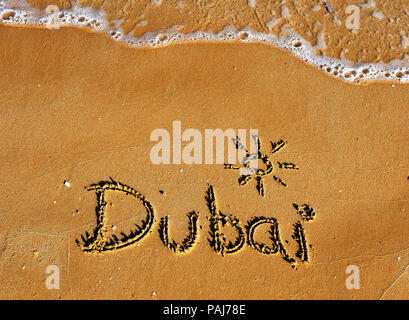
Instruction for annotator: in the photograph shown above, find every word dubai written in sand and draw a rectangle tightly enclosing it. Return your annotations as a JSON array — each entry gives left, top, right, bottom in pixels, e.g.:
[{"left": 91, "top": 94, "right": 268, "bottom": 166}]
[{"left": 77, "top": 130, "right": 316, "bottom": 268}]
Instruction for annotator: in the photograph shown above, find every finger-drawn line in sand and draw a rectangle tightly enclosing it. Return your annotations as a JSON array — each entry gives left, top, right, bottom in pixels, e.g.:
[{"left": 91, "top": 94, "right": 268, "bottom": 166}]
[
  {"left": 78, "top": 180, "right": 316, "bottom": 267},
  {"left": 76, "top": 179, "right": 155, "bottom": 253},
  {"left": 246, "top": 216, "right": 296, "bottom": 267},
  {"left": 246, "top": 203, "right": 315, "bottom": 268},
  {"left": 224, "top": 136, "right": 298, "bottom": 196},
  {"left": 158, "top": 211, "right": 199, "bottom": 254},
  {"left": 293, "top": 204, "right": 315, "bottom": 222},
  {"left": 292, "top": 221, "right": 310, "bottom": 263},
  {"left": 291, "top": 203, "right": 315, "bottom": 264},
  {"left": 205, "top": 184, "right": 246, "bottom": 256}
]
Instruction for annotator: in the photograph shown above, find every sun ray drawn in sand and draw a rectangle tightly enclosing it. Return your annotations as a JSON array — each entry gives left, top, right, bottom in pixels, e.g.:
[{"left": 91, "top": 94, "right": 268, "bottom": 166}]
[{"left": 224, "top": 135, "right": 299, "bottom": 197}]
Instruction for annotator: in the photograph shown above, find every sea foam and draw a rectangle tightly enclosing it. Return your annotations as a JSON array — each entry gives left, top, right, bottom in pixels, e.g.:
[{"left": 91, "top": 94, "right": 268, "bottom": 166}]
[{"left": 1, "top": 0, "right": 409, "bottom": 84}]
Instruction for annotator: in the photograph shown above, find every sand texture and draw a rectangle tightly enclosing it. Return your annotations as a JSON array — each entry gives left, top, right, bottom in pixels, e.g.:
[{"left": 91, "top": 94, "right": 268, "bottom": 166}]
[{"left": 0, "top": 1, "right": 408, "bottom": 300}]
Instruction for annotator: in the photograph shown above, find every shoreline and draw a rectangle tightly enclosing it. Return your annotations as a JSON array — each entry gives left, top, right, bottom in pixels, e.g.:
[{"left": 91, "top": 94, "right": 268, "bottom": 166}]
[{"left": 2, "top": 0, "right": 409, "bottom": 84}]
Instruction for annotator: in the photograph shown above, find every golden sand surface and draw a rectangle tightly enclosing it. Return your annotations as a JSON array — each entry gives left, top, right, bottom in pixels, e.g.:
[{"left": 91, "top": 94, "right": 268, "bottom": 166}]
[{"left": 0, "top": 22, "right": 408, "bottom": 299}]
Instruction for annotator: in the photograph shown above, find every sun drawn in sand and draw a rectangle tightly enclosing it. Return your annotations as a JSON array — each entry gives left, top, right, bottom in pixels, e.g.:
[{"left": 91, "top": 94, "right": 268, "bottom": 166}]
[{"left": 224, "top": 135, "right": 299, "bottom": 197}]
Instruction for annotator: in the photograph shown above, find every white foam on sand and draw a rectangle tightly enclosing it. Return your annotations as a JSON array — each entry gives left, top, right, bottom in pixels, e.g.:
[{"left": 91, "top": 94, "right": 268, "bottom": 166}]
[{"left": 1, "top": 0, "right": 409, "bottom": 84}]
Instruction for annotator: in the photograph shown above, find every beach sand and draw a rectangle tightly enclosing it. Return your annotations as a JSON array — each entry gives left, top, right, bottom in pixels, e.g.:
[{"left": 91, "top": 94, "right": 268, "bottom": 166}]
[{"left": 0, "top": 3, "right": 409, "bottom": 300}]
